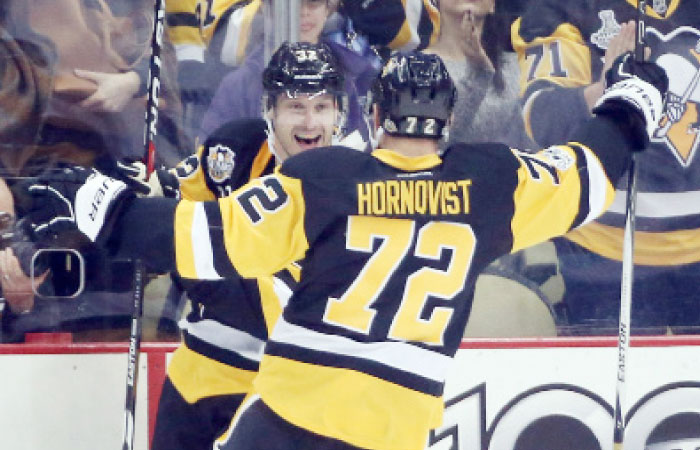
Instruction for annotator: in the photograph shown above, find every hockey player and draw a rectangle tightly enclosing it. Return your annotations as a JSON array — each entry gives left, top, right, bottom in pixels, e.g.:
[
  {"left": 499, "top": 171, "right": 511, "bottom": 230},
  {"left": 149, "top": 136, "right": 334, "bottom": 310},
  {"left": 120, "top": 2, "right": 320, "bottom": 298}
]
[
  {"left": 147, "top": 41, "right": 347, "bottom": 450},
  {"left": 512, "top": 0, "right": 700, "bottom": 334},
  {"left": 17, "top": 51, "right": 667, "bottom": 450}
]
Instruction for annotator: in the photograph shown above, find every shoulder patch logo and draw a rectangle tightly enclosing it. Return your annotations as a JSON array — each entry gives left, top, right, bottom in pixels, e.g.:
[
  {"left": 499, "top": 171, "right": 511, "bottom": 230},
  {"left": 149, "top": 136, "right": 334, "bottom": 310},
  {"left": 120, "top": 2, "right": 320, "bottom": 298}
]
[
  {"left": 591, "top": 10, "right": 622, "bottom": 51},
  {"left": 543, "top": 146, "right": 575, "bottom": 171},
  {"left": 207, "top": 144, "right": 236, "bottom": 184}
]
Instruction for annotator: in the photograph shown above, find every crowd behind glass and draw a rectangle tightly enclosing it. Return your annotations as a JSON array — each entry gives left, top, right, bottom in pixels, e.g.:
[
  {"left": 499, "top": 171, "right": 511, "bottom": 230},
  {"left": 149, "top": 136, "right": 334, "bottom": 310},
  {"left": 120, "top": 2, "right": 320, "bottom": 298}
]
[{"left": 0, "top": 0, "right": 695, "bottom": 343}]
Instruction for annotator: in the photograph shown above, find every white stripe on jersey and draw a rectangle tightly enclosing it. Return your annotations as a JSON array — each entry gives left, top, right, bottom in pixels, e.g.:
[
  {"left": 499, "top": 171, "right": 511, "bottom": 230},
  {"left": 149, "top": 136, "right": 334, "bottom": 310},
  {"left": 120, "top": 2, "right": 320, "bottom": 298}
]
[
  {"left": 271, "top": 317, "right": 452, "bottom": 383},
  {"left": 219, "top": 7, "right": 248, "bottom": 66},
  {"left": 606, "top": 189, "right": 700, "bottom": 219},
  {"left": 174, "top": 44, "right": 205, "bottom": 63},
  {"left": 191, "top": 202, "right": 223, "bottom": 280},
  {"left": 180, "top": 318, "right": 266, "bottom": 362},
  {"left": 272, "top": 275, "right": 293, "bottom": 309},
  {"left": 578, "top": 145, "right": 610, "bottom": 227},
  {"left": 400, "top": 0, "right": 424, "bottom": 51}
]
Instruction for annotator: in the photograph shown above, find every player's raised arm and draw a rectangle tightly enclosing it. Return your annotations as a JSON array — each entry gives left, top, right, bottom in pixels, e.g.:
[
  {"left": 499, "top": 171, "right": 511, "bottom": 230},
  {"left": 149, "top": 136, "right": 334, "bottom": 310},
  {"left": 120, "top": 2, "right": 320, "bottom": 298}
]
[{"left": 508, "top": 51, "right": 668, "bottom": 252}]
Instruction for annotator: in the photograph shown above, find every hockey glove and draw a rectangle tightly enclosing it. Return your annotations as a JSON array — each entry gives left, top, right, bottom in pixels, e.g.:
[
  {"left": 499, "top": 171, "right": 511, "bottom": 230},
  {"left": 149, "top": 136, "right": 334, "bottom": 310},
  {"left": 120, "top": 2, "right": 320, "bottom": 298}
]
[
  {"left": 16, "top": 166, "right": 134, "bottom": 245},
  {"left": 592, "top": 52, "right": 668, "bottom": 150},
  {"left": 115, "top": 160, "right": 180, "bottom": 198}
]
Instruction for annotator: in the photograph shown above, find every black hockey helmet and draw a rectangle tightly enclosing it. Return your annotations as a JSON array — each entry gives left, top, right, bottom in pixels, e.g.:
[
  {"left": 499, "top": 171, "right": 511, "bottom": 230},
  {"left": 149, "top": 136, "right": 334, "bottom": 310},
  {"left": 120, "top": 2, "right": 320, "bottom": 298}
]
[
  {"left": 262, "top": 41, "right": 345, "bottom": 104},
  {"left": 371, "top": 51, "right": 456, "bottom": 139}
]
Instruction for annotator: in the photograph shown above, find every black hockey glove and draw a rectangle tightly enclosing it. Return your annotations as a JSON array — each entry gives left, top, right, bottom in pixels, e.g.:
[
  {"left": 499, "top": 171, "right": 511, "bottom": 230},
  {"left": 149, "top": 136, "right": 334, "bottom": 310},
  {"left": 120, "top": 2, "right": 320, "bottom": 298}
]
[
  {"left": 592, "top": 52, "right": 668, "bottom": 150},
  {"left": 115, "top": 160, "right": 180, "bottom": 199},
  {"left": 15, "top": 166, "right": 134, "bottom": 246}
]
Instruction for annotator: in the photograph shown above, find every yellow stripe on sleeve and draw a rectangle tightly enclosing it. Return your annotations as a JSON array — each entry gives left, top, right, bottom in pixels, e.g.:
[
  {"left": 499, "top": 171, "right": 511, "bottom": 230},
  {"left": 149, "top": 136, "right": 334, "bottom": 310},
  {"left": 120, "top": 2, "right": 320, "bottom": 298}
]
[{"left": 510, "top": 147, "right": 583, "bottom": 252}]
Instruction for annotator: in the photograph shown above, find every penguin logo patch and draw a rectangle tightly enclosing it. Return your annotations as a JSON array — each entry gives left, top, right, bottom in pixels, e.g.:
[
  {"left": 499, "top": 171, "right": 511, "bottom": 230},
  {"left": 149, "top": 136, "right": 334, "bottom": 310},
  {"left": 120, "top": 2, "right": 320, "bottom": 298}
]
[
  {"left": 207, "top": 144, "right": 236, "bottom": 184},
  {"left": 648, "top": 28, "right": 700, "bottom": 166}
]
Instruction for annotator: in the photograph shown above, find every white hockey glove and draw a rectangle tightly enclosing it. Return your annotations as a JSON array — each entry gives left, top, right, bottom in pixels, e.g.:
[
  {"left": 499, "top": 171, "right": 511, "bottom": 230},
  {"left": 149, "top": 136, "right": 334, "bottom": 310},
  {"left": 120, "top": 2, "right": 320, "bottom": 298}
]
[
  {"left": 16, "top": 166, "right": 134, "bottom": 245},
  {"left": 116, "top": 160, "right": 180, "bottom": 198},
  {"left": 592, "top": 52, "right": 668, "bottom": 150}
]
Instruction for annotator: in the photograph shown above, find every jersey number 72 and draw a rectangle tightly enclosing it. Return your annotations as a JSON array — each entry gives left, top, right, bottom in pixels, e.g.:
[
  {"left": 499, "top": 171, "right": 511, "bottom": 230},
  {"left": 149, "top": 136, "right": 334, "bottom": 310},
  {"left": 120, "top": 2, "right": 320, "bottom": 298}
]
[{"left": 323, "top": 216, "right": 476, "bottom": 346}]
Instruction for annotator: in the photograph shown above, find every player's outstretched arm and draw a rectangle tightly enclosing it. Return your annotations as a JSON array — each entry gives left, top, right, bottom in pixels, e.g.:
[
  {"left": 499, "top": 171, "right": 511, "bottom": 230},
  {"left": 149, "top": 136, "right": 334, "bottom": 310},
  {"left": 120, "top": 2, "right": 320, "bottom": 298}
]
[{"left": 14, "top": 166, "right": 179, "bottom": 273}]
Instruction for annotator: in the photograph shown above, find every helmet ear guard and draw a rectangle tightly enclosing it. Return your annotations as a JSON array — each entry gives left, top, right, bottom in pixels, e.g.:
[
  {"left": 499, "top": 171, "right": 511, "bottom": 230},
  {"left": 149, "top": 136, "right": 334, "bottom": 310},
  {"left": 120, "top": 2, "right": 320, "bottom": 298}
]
[{"left": 371, "top": 52, "right": 457, "bottom": 139}]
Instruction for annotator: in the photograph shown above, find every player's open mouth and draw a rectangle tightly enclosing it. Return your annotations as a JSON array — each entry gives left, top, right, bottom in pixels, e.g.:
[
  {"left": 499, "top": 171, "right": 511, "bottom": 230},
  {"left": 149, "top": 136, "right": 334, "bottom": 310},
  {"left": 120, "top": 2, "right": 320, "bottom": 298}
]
[{"left": 295, "top": 135, "right": 322, "bottom": 146}]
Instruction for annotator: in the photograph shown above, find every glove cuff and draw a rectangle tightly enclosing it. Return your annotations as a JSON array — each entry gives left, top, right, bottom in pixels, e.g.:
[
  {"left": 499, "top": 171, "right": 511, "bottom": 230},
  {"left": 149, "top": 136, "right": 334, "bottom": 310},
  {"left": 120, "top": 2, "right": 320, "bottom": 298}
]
[
  {"left": 593, "top": 76, "right": 664, "bottom": 141},
  {"left": 74, "top": 173, "right": 132, "bottom": 242}
]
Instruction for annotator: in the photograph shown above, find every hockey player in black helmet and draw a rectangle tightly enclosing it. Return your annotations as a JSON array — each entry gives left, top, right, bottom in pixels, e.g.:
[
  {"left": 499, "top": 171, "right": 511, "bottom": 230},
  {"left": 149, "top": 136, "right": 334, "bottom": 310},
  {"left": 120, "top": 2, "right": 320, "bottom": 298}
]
[
  {"left": 20, "top": 51, "right": 668, "bottom": 449},
  {"left": 261, "top": 41, "right": 348, "bottom": 160},
  {"left": 371, "top": 52, "right": 456, "bottom": 140},
  {"left": 144, "top": 41, "right": 348, "bottom": 450}
]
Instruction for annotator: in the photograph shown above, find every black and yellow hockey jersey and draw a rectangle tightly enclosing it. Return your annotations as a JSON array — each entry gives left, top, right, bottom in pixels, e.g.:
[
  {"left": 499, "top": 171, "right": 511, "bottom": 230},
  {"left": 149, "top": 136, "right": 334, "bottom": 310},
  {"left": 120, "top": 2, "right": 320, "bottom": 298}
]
[
  {"left": 172, "top": 114, "right": 632, "bottom": 450},
  {"left": 167, "top": 0, "right": 439, "bottom": 66},
  {"left": 512, "top": 0, "right": 700, "bottom": 265},
  {"left": 166, "top": 0, "right": 259, "bottom": 65},
  {"left": 167, "top": 118, "right": 297, "bottom": 403},
  {"left": 341, "top": 0, "right": 439, "bottom": 51}
]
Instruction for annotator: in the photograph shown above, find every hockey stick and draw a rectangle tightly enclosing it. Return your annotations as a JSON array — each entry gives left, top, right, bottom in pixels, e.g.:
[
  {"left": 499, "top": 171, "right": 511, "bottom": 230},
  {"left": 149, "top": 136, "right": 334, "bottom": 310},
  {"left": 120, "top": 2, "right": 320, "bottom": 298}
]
[
  {"left": 121, "top": 1, "right": 165, "bottom": 450},
  {"left": 142, "top": 0, "right": 166, "bottom": 178},
  {"left": 613, "top": 1, "right": 646, "bottom": 449},
  {"left": 122, "top": 259, "right": 146, "bottom": 450}
]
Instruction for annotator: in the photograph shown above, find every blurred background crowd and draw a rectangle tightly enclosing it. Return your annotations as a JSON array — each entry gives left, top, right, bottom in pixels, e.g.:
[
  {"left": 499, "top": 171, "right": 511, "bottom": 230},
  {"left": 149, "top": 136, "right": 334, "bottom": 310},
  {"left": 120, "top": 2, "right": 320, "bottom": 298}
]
[{"left": 1, "top": 0, "right": 698, "bottom": 344}]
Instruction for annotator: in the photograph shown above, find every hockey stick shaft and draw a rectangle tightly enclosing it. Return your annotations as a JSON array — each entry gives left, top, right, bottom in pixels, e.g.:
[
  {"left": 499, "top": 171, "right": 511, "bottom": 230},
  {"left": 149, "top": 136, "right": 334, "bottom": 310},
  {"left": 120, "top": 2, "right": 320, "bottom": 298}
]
[
  {"left": 613, "top": 2, "right": 646, "bottom": 449},
  {"left": 122, "top": 260, "right": 146, "bottom": 450},
  {"left": 121, "top": 1, "right": 165, "bottom": 449},
  {"left": 142, "top": 0, "right": 166, "bottom": 178}
]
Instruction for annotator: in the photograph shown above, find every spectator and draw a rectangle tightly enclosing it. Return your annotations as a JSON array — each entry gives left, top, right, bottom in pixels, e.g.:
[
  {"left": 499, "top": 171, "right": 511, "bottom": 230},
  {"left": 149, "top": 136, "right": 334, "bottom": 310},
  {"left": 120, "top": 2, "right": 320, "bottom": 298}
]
[
  {"left": 0, "top": 179, "right": 47, "bottom": 321},
  {"left": 8, "top": 0, "right": 188, "bottom": 175},
  {"left": 426, "top": 0, "right": 533, "bottom": 148},
  {"left": 0, "top": 0, "right": 166, "bottom": 343},
  {"left": 165, "top": 0, "right": 264, "bottom": 141},
  {"left": 0, "top": 176, "right": 125, "bottom": 344},
  {"left": 0, "top": 3, "right": 52, "bottom": 175},
  {"left": 513, "top": 0, "right": 700, "bottom": 335},
  {"left": 198, "top": 0, "right": 380, "bottom": 143}
]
